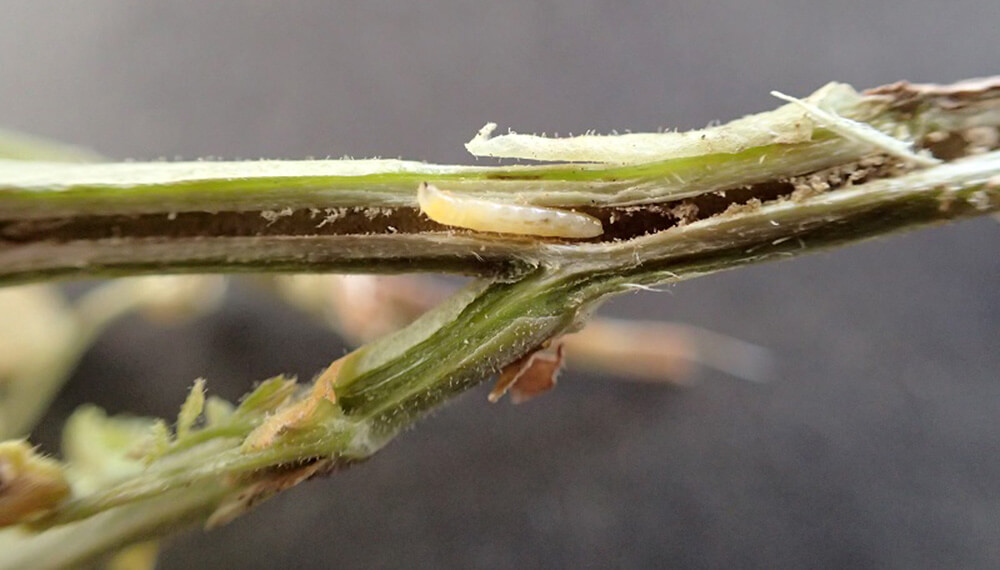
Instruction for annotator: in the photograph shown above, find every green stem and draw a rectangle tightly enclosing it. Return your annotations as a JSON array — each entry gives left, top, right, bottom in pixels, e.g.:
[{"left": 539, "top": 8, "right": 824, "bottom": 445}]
[
  {"left": 2, "top": 77, "right": 999, "bottom": 568},
  {"left": 0, "top": 484, "right": 227, "bottom": 570},
  {"left": 31, "top": 149, "right": 1000, "bottom": 530},
  {"left": 2, "top": 79, "right": 998, "bottom": 286}
]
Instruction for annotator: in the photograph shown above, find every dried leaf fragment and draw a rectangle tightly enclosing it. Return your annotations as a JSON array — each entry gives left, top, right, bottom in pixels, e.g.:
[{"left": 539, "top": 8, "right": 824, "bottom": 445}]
[
  {"left": 0, "top": 441, "right": 70, "bottom": 527},
  {"left": 242, "top": 359, "right": 343, "bottom": 451},
  {"left": 489, "top": 342, "right": 564, "bottom": 404},
  {"left": 206, "top": 459, "right": 334, "bottom": 529},
  {"left": 864, "top": 76, "right": 1000, "bottom": 108}
]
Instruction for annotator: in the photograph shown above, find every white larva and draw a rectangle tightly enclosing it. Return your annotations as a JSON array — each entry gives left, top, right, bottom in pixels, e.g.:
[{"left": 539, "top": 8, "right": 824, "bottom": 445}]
[{"left": 416, "top": 182, "right": 604, "bottom": 238}]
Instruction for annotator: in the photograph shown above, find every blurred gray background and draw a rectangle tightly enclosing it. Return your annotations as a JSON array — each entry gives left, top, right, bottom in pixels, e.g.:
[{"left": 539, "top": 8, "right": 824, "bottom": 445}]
[{"left": 2, "top": 1, "right": 999, "bottom": 568}]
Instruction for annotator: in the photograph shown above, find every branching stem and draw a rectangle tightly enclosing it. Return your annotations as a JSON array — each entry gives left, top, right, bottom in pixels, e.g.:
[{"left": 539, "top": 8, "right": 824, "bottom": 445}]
[{"left": 1, "top": 77, "right": 998, "bottom": 569}]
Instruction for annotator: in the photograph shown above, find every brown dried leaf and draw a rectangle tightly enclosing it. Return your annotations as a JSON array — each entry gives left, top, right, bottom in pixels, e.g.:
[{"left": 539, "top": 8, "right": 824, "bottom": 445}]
[
  {"left": 0, "top": 441, "right": 70, "bottom": 527},
  {"left": 489, "top": 342, "right": 564, "bottom": 404},
  {"left": 865, "top": 76, "right": 1000, "bottom": 108},
  {"left": 205, "top": 459, "right": 334, "bottom": 529},
  {"left": 242, "top": 358, "right": 343, "bottom": 451}
]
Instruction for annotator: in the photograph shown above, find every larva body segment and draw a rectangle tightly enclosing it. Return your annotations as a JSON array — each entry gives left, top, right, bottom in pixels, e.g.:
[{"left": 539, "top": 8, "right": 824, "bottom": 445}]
[{"left": 417, "top": 182, "right": 604, "bottom": 238}]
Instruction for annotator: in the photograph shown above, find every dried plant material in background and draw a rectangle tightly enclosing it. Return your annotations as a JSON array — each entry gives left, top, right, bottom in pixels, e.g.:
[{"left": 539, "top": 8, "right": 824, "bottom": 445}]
[
  {"left": 273, "top": 274, "right": 448, "bottom": 345},
  {"left": 565, "top": 319, "right": 774, "bottom": 385},
  {"left": 0, "top": 286, "right": 79, "bottom": 439}
]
